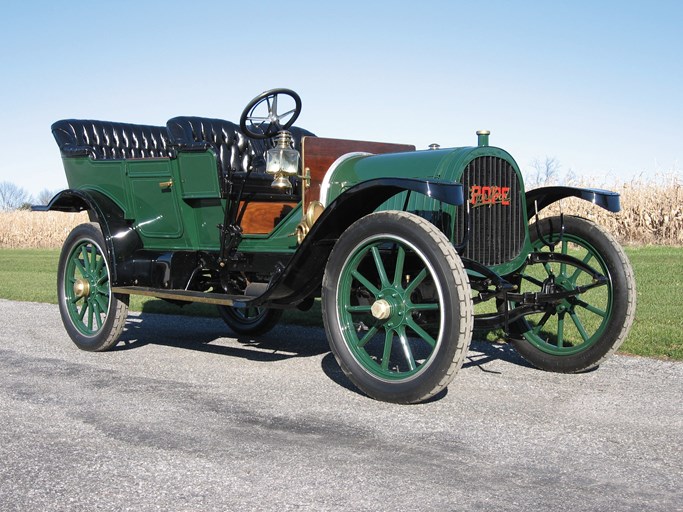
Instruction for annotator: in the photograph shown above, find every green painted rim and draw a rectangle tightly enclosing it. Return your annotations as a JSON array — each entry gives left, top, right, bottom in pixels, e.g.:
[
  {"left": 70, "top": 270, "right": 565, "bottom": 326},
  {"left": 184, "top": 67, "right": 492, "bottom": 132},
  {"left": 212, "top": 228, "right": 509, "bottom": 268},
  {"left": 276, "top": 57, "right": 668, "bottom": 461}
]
[
  {"left": 335, "top": 235, "right": 444, "bottom": 381},
  {"left": 64, "top": 239, "right": 112, "bottom": 337},
  {"left": 517, "top": 234, "right": 613, "bottom": 356}
]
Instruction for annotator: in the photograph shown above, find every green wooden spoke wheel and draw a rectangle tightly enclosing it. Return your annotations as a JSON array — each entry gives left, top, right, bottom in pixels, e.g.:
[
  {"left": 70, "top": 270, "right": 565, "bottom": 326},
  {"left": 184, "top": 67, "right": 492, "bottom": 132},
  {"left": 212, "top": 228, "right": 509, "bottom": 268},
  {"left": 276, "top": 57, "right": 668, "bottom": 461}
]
[
  {"left": 58, "top": 223, "right": 128, "bottom": 351},
  {"left": 508, "top": 216, "right": 636, "bottom": 373},
  {"left": 217, "top": 305, "right": 283, "bottom": 336},
  {"left": 322, "top": 212, "right": 473, "bottom": 404}
]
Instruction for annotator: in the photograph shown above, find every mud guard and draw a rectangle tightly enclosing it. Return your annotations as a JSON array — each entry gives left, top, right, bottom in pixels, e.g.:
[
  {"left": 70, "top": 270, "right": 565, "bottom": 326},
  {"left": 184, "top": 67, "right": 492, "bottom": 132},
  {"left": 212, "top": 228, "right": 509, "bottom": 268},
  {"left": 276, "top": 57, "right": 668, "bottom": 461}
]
[
  {"left": 32, "top": 189, "right": 142, "bottom": 284},
  {"left": 254, "top": 177, "right": 464, "bottom": 307},
  {"left": 525, "top": 186, "right": 620, "bottom": 220}
]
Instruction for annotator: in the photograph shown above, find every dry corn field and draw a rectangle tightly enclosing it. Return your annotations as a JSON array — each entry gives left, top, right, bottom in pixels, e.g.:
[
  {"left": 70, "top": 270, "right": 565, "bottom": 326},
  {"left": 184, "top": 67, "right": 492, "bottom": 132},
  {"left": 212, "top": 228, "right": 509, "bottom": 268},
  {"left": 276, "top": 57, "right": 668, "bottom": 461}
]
[
  {"left": 537, "top": 177, "right": 683, "bottom": 245},
  {"left": 0, "top": 178, "right": 681, "bottom": 248},
  {"left": 0, "top": 211, "right": 88, "bottom": 249}
]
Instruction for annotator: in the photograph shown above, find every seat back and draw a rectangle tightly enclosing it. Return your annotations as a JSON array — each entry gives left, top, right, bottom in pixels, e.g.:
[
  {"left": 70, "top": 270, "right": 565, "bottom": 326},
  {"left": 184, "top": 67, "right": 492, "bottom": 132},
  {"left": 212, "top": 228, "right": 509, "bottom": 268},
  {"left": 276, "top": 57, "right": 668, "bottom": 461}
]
[
  {"left": 166, "top": 116, "right": 251, "bottom": 176},
  {"left": 51, "top": 119, "right": 173, "bottom": 159},
  {"left": 167, "top": 116, "right": 315, "bottom": 196}
]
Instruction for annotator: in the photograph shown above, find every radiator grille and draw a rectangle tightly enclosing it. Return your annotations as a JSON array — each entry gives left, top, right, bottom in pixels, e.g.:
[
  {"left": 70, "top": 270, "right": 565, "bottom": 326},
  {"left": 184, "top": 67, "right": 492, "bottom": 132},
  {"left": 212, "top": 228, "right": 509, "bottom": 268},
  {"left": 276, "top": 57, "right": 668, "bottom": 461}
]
[{"left": 454, "top": 156, "right": 525, "bottom": 266}]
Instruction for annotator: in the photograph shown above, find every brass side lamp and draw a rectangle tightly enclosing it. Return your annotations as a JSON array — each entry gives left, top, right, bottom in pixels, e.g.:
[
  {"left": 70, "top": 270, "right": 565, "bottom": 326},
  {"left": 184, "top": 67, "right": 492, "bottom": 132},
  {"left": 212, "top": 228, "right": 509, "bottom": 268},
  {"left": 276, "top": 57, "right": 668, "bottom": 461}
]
[{"left": 266, "top": 131, "right": 300, "bottom": 192}]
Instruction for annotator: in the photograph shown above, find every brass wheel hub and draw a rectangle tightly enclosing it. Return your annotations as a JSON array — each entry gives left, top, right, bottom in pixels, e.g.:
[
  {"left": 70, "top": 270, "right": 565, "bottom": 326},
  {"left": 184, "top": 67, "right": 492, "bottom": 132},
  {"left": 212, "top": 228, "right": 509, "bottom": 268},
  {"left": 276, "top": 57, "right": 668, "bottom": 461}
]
[
  {"left": 73, "top": 278, "right": 91, "bottom": 298},
  {"left": 371, "top": 299, "right": 392, "bottom": 320}
]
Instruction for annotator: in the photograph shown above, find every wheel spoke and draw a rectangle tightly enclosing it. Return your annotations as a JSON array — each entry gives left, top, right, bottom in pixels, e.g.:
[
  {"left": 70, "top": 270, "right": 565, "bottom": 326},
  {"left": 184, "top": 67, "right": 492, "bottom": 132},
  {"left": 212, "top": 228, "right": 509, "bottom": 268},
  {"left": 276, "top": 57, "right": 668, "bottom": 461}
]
[
  {"left": 397, "top": 327, "right": 416, "bottom": 371},
  {"left": 575, "top": 299, "right": 607, "bottom": 318},
  {"left": 557, "top": 313, "right": 565, "bottom": 348},
  {"left": 357, "top": 325, "right": 379, "bottom": 348},
  {"left": 405, "top": 318, "right": 437, "bottom": 348},
  {"left": 94, "top": 254, "right": 104, "bottom": 276},
  {"left": 371, "top": 246, "right": 390, "bottom": 288},
  {"left": 532, "top": 311, "right": 553, "bottom": 335},
  {"left": 570, "top": 252, "right": 594, "bottom": 283},
  {"left": 520, "top": 273, "right": 544, "bottom": 288},
  {"left": 393, "top": 245, "right": 406, "bottom": 287},
  {"left": 569, "top": 311, "right": 590, "bottom": 342},
  {"left": 87, "top": 304, "right": 94, "bottom": 330},
  {"left": 89, "top": 245, "right": 99, "bottom": 273},
  {"left": 80, "top": 246, "right": 91, "bottom": 273},
  {"left": 404, "top": 268, "right": 427, "bottom": 296},
  {"left": 381, "top": 329, "right": 393, "bottom": 370},
  {"left": 346, "top": 304, "right": 372, "bottom": 313},
  {"left": 75, "top": 258, "right": 87, "bottom": 278},
  {"left": 94, "top": 294, "right": 108, "bottom": 315},
  {"left": 91, "top": 300, "right": 103, "bottom": 329},
  {"left": 78, "top": 301, "right": 88, "bottom": 320},
  {"left": 560, "top": 240, "right": 568, "bottom": 276},
  {"left": 408, "top": 302, "right": 440, "bottom": 311},
  {"left": 97, "top": 274, "right": 108, "bottom": 286},
  {"left": 351, "top": 270, "right": 380, "bottom": 296}
]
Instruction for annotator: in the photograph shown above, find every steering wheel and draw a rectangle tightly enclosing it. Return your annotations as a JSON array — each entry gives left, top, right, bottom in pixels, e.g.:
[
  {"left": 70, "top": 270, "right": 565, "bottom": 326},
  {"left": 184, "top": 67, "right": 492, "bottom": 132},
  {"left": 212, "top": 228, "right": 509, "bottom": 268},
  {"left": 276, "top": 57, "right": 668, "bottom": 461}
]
[{"left": 240, "top": 88, "right": 302, "bottom": 139}]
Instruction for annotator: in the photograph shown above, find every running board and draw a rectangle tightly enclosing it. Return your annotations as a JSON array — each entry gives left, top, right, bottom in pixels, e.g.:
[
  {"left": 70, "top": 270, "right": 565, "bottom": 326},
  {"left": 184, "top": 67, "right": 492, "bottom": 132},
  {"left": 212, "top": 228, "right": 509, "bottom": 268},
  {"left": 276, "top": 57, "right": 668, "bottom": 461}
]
[{"left": 111, "top": 286, "right": 251, "bottom": 307}]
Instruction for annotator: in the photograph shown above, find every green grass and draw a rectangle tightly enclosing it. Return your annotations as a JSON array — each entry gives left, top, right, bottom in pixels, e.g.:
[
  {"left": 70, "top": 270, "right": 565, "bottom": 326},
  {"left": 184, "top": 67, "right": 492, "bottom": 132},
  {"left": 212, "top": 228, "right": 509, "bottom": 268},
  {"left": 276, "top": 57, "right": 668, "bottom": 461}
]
[
  {"left": 622, "top": 246, "right": 683, "bottom": 359},
  {"left": 0, "top": 247, "right": 680, "bottom": 359}
]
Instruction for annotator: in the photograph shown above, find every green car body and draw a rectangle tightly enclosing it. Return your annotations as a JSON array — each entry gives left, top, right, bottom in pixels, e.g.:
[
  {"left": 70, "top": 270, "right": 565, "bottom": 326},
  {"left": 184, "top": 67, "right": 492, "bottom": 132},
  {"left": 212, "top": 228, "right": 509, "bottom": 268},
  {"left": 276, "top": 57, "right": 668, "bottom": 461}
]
[{"left": 37, "top": 89, "right": 635, "bottom": 404}]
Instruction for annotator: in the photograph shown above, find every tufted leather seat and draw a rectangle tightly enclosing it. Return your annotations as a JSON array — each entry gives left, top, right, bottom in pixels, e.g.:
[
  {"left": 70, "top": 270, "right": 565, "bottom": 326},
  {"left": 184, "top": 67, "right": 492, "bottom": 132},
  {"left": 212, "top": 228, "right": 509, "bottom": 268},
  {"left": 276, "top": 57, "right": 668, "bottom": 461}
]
[
  {"left": 51, "top": 116, "right": 315, "bottom": 198},
  {"left": 166, "top": 116, "right": 253, "bottom": 176},
  {"left": 166, "top": 116, "right": 315, "bottom": 196},
  {"left": 52, "top": 119, "right": 173, "bottom": 160}
]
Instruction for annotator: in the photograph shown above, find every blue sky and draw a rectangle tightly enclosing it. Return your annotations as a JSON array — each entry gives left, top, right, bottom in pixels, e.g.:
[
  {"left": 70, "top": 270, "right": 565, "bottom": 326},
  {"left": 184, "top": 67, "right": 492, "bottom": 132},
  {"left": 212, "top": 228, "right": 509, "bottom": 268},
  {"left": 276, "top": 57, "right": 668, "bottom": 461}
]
[{"left": 0, "top": 0, "right": 681, "bottom": 196}]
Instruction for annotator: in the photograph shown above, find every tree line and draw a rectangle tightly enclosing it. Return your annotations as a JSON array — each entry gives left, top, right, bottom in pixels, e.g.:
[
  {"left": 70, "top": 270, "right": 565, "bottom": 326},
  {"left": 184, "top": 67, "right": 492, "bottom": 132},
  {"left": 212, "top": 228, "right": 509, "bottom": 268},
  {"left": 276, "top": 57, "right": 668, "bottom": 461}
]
[{"left": 0, "top": 181, "right": 57, "bottom": 211}]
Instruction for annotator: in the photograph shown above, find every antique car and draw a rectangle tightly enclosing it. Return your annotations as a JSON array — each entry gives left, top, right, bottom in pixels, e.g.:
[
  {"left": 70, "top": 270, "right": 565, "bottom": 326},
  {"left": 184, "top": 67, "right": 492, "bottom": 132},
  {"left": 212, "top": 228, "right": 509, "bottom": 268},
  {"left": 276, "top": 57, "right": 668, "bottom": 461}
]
[{"left": 36, "top": 88, "right": 636, "bottom": 404}]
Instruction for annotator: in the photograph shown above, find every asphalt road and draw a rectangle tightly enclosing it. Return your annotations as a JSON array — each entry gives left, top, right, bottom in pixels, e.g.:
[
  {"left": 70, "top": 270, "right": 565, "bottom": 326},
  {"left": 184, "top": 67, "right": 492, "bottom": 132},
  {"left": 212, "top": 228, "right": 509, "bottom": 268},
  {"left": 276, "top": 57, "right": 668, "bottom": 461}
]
[{"left": 0, "top": 299, "right": 680, "bottom": 511}]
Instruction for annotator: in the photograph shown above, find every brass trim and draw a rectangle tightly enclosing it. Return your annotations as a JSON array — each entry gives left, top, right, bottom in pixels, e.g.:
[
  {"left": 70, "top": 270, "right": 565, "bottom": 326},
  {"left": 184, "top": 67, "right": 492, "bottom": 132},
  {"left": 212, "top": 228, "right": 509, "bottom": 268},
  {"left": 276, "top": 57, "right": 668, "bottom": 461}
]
[
  {"left": 371, "top": 299, "right": 392, "bottom": 320},
  {"left": 73, "top": 278, "right": 90, "bottom": 298},
  {"left": 305, "top": 200, "right": 324, "bottom": 227},
  {"left": 159, "top": 180, "right": 173, "bottom": 189}
]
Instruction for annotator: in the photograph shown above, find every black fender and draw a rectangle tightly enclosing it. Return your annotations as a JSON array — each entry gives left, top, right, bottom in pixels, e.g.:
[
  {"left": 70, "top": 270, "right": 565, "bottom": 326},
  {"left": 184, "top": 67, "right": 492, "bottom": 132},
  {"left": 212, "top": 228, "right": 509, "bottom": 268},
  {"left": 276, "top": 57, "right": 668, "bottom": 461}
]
[
  {"left": 32, "top": 189, "right": 142, "bottom": 284},
  {"left": 525, "top": 186, "right": 620, "bottom": 220},
  {"left": 254, "top": 177, "right": 464, "bottom": 307}
]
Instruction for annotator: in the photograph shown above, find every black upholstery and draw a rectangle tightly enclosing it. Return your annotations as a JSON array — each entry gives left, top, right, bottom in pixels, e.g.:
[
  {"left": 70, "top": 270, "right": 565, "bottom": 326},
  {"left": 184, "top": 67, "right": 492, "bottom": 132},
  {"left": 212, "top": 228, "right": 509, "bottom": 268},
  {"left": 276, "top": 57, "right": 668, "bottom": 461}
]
[
  {"left": 166, "top": 116, "right": 315, "bottom": 195},
  {"left": 51, "top": 116, "right": 315, "bottom": 198},
  {"left": 166, "top": 116, "right": 315, "bottom": 174},
  {"left": 52, "top": 119, "right": 173, "bottom": 160},
  {"left": 166, "top": 116, "right": 253, "bottom": 176}
]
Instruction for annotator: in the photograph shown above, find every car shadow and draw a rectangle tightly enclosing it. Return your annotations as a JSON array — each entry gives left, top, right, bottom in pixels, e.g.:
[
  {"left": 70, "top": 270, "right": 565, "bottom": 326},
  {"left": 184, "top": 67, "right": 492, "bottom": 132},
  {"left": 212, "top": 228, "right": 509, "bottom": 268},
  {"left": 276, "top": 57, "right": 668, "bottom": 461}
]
[
  {"left": 111, "top": 312, "right": 328, "bottom": 363},
  {"left": 463, "top": 338, "right": 534, "bottom": 373},
  {"left": 112, "top": 313, "right": 535, "bottom": 397},
  {"left": 319, "top": 352, "right": 450, "bottom": 403},
  {"left": 319, "top": 336, "right": 529, "bottom": 403}
]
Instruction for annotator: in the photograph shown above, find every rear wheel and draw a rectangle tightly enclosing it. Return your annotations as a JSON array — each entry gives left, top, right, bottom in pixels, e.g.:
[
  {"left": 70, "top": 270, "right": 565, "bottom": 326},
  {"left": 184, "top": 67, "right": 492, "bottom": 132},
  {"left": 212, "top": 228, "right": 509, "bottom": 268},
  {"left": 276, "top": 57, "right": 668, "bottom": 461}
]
[
  {"left": 217, "top": 305, "right": 283, "bottom": 336},
  {"left": 508, "top": 215, "right": 635, "bottom": 372},
  {"left": 57, "top": 223, "right": 129, "bottom": 351},
  {"left": 322, "top": 212, "right": 473, "bottom": 404}
]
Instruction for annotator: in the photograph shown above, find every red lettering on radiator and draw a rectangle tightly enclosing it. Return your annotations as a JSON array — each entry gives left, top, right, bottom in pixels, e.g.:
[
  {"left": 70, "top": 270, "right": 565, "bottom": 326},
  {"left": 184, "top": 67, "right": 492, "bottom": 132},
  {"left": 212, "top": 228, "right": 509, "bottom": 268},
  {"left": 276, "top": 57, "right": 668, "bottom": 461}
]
[{"left": 469, "top": 185, "right": 511, "bottom": 207}]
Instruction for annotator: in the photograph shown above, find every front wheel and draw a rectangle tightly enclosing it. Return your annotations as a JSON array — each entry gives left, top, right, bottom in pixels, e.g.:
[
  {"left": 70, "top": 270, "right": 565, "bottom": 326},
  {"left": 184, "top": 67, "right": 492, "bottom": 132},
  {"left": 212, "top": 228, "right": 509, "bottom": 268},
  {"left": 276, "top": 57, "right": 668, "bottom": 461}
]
[
  {"left": 322, "top": 211, "right": 473, "bottom": 404},
  {"left": 57, "top": 223, "right": 129, "bottom": 351},
  {"left": 507, "top": 215, "right": 636, "bottom": 372}
]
